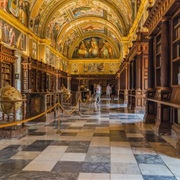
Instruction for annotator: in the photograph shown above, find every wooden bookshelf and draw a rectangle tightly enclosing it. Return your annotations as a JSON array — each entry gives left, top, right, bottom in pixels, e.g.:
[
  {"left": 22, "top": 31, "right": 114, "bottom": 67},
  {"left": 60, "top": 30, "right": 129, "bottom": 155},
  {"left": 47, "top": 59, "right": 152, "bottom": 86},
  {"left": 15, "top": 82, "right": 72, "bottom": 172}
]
[
  {"left": 31, "top": 69, "right": 36, "bottom": 92},
  {"left": 0, "top": 44, "right": 16, "bottom": 88},
  {"left": 23, "top": 58, "right": 60, "bottom": 93},
  {"left": 155, "top": 33, "right": 161, "bottom": 87},
  {"left": 172, "top": 14, "right": 180, "bottom": 86},
  {"left": 25, "top": 92, "right": 62, "bottom": 121}
]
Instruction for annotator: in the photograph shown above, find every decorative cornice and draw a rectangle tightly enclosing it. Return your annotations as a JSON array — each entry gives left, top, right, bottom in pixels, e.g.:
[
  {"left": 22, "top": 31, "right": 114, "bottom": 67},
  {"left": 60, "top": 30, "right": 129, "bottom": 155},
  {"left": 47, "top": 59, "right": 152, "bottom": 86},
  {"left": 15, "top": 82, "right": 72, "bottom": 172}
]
[
  {"left": 144, "top": 0, "right": 180, "bottom": 35},
  {"left": 0, "top": 53, "right": 16, "bottom": 63},
  {"left": 69, "top": 59, "right": 120, "bottom": 64},
  {"left": 71, "top": 74, "right": 115, "bottom": 79}
]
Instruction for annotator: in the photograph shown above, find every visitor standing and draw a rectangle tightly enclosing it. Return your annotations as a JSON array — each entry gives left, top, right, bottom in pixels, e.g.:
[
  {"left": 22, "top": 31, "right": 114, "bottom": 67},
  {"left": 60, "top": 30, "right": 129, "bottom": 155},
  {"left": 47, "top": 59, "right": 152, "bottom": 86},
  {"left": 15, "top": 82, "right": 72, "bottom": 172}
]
[
  {"left": 106, "top": 84, "right": 111, "bottom": 98},
  {"left": 95, "top": 83, "right": 101, "bottom": 103}
]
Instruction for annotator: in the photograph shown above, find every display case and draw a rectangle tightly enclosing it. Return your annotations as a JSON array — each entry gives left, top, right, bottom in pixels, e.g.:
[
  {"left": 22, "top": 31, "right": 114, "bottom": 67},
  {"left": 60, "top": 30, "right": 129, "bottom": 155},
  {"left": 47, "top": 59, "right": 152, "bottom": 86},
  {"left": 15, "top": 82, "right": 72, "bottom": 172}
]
[{"left": 25, "top": 92, "right": 62, "bottom": 122}]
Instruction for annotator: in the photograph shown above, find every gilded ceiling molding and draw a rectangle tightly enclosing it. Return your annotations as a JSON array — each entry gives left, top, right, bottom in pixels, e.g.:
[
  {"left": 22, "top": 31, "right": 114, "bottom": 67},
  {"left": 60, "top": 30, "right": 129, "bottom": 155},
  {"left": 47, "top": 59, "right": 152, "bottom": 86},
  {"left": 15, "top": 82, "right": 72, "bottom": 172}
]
[
  {"left": 57, "top": 16, "right": 122, "bottom": 45},
  {"left": 35, "top": 0, "right": 129, "bottom": 37},
  {"left": 91, "top": 0, "right": 129, "bottom": 34},
  {"left": 30, "top": 0, "right": 44, "bottom": 19},
  {"left": 58, "top": 16, "right": 123, "bottom": 36},
  {"left": 57, "top": 18, "right": 122, "bottom": 45},
  {"left": 68, "top": 32, "right": 121, "bottom": 59},
  {"left": 29, "top": 0, "right": 38, "bottom": 11},
  {"left": 128, "top": 0, "right": 148, "bottom": 39},
  {"left": 37, "top": 0, "right": 73, "bottom": 36},
  {"left": 96, "top": 0, "right": 131, "bottom": 33},
  {"left": 69, "top": 59, "right": 121, "bottom": 64}
]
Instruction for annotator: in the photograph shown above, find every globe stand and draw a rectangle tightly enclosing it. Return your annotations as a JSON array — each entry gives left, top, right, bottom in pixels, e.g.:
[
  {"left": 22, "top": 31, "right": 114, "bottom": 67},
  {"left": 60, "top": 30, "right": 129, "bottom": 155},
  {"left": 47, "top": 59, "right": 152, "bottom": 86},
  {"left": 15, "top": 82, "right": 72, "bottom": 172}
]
[{"left": 0, "top": 99, "right": 27, "bottom": 139}]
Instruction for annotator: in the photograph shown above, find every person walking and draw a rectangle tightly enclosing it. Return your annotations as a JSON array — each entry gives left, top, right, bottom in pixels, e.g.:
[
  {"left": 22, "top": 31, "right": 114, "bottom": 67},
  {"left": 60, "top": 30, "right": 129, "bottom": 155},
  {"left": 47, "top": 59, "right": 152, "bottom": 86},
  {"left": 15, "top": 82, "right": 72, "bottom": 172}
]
[{"left": 95, "top": 83, "right": 101, "bottom": 103}]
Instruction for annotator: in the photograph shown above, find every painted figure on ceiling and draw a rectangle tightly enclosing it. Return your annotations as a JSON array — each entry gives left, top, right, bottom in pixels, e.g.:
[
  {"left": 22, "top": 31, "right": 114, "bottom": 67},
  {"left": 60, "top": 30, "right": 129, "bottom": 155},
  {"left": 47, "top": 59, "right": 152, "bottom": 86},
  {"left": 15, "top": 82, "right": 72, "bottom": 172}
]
[
  {"left": 3, "top": 23, "right": 10, "bottom": 43},
  {"left": 0, "top": 0, "right": 8, "bottom": 11},
  {"left": 89, "top": 37, "right": 99, "bottom": 57},
  {"left": 72, "top": 37, "right": 116, "bottom": 58},
  {"left": 16, "top": 32, "right": 24, "bottom": 49},
  {"left": 63, "top": 44, "right": 69, "bottom": 57},
  {"left": 104, "top": 40, "right": 113, "bottom": 58},
  {"left": 73, "top": 6, "right": 103, "bottom": 18},
  {"left": 19, "top": 0, "right": 29, "bottom": 26},
  {"left": 0, "top": 19, "right": 26, "bottom": 50},
  {"left": 46, "top": 17, "right": 55, "bottom": 39},
  {"left": 34, "top": 13, "right": 40, "bottom": 34},
  {"left": 1, "top": 0, "right": 29, "bottom": 26},
  {"left": 52, "top": 22, "right": 61, "bottom": 48},
  {"left": 100, "top": 43, "right": 109, "bottom": 58},
  {"left": 77, "top": 41, "right": 88, "bottom": 58},
  {"left": 9, "top": 27, "right": 15, "bottom": 47},
  {"left": 8, "top": 0, "right": 19, "bottom": 17},
  {"left": 46, "top": 10, "right": 69, "bottom": 49}
]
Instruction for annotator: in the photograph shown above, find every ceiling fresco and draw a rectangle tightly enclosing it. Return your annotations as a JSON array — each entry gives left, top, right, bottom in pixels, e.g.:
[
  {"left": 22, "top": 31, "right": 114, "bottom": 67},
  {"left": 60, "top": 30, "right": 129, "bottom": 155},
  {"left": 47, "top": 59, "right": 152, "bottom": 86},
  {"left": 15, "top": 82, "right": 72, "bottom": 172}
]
[
  {"left": 72, "top": 37, "right": 117, "bottom": 59},
  {"left": 0, "top": 0, "right": 142, "bottom": 59}
]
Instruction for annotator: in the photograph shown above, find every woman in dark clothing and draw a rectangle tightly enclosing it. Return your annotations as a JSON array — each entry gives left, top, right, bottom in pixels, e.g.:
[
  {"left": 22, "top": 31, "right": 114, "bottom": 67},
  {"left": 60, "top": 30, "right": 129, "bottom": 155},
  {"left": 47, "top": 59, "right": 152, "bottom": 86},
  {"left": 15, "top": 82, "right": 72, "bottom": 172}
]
[
  {"left": 90, "top": 84, "right": 94, "bottom": 97},
  {"left": 111, "top": 84, "right": 115, "bottom": 101}
]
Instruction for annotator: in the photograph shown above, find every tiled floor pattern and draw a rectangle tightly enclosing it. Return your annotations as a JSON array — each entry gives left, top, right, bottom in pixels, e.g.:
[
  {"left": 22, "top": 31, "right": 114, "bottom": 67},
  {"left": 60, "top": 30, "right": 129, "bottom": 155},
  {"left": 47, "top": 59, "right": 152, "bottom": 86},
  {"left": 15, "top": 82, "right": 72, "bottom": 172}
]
[{"left": 0, "top": 99, "right": 180, "bottom": 180}]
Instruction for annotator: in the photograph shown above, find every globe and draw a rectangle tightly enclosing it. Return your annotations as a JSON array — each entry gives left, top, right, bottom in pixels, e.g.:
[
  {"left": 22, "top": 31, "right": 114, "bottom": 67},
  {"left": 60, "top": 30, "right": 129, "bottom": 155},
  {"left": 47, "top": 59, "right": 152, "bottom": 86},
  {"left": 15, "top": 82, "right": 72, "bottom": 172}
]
[
  {"left": 0, "top": 85, "right": 23, "bottom": 114},
  {"left": 61, "top": 87, "right": 71, "bottom": 101}
]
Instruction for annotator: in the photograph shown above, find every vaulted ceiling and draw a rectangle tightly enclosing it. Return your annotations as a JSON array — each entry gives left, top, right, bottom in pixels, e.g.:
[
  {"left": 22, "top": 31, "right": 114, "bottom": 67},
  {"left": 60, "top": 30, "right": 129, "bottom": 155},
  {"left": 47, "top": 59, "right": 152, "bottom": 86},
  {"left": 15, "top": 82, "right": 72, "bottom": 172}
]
[{"left": 29, "top": 0, "right": 142, "bottom": 59}]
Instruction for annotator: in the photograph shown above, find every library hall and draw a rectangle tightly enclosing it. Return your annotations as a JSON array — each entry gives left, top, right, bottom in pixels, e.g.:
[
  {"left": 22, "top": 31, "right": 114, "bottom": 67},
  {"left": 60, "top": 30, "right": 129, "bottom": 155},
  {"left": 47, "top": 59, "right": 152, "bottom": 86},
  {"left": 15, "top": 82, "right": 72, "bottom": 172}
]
[{"left": 0, "top": 0, "right": 180, "bottom": 179}]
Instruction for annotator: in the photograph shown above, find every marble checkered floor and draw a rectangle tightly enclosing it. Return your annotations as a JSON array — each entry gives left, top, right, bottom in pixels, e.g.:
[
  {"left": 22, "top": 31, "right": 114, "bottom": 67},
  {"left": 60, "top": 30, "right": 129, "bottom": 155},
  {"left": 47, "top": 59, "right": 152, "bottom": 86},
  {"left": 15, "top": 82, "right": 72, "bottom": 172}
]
[{"left": 0, "top": 99, "right": 180, "bottom": 180}]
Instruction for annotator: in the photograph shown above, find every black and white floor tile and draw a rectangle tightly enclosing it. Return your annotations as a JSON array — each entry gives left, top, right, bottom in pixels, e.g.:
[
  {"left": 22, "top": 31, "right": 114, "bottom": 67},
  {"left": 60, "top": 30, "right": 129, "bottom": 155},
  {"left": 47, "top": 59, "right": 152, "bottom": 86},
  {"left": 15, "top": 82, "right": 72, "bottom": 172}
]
[{"left": 0, "top": 99, "right": 180, "bottom": 180}]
